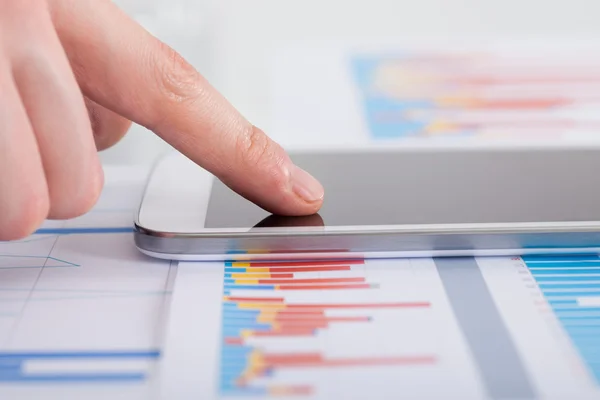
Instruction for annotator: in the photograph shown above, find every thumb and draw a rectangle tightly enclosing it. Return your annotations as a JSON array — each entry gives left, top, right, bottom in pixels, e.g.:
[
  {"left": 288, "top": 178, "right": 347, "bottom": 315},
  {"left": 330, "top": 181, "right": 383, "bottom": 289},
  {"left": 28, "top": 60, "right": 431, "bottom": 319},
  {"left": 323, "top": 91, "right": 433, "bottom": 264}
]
[{"left": 51, "top": 0, "right": 323, "bottom": 215}]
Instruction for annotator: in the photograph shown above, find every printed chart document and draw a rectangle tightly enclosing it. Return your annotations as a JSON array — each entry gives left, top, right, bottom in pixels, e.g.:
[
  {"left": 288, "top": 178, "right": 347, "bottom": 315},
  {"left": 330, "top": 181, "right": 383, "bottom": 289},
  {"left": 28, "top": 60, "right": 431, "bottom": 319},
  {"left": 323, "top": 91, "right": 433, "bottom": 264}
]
[
  {"left": 162, "top": 255, "right": 600, "bottom": 400},
  {"left": 0, "top": 166, "right": 174, "bottom": 400},
  {"left": 270, "top": 39, "right": 600, "bottom": 148}
]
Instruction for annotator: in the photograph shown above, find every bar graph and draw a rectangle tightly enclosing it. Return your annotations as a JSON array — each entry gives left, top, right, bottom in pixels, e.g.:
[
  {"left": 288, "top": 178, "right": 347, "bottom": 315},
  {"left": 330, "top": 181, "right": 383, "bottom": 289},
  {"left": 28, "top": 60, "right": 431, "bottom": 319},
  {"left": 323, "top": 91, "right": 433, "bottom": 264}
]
[
  {"left": 352, "top": 51, "right": 600, "bottom": 140},
  {"left": 523, "top": 254, "right": 600, "bottom": 383},
  {"left": 218, "top": 258, "right": 440, "bottom": 398}
]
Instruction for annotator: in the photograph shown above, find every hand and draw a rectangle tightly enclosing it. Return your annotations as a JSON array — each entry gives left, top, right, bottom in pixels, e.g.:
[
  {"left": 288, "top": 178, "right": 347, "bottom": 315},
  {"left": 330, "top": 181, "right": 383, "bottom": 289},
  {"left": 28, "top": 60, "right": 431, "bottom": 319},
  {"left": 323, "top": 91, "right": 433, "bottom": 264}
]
[{"left": 0, "top": 0, "right": 324, "bottom": 240}]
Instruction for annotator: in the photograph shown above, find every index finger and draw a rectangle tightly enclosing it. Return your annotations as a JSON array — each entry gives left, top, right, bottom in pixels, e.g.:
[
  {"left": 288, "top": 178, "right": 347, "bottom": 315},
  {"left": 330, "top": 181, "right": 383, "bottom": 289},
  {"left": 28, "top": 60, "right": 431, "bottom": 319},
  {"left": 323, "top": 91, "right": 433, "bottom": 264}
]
[{"left": 50, "top": 0, "right": 324, "bottom": 216}]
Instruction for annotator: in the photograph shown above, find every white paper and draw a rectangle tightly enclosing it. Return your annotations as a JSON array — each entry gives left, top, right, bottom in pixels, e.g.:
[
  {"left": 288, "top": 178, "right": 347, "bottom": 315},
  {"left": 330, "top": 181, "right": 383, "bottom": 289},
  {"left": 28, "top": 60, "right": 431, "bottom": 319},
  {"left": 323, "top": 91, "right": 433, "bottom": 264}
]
[
  {"left": 0, "top": 166, "right": 174, "bottom": 400},
  {"left": 162, "top": 255, "right": 600, "bottom": 399}
]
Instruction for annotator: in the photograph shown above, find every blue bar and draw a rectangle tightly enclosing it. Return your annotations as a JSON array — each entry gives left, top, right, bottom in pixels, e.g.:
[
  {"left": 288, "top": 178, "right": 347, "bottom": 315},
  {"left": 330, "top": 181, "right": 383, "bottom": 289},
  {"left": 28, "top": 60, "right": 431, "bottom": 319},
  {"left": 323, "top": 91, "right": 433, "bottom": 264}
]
[
  {"left": 560, "top": 320, "right": 600, "bottom": 327},
  {"left": 535, "top": 276, "right": 600, "bottom": 282},
  {"left": 531, "top": 269, "right": 600, "bottom": 275},
  {"left": 0, "top": 350, "right": 160, "bottom": 360},
  {"left": 225, "top": 268, "right": 246, "bottom": 273},
  {"left": 223, "top": 310, "right": 260, "bottom": 318},
  {"left": 540, "top": 283, "right": 600, "bottom": 289},
  {"left": 225, "top": 262, "right": 234, "bottom": 267},
  {"left": 575, "top": 344, "right": 600, "bottom": 353},
  {"left": 223, "top": 290, "right": 231, "bottom": 296},
  {"left": 564, "top": 326, "right": 600, "bottom": 335},
  {"left": 221, "top": 327, "right": 245, "bottom": 337},
  {"left": 547, "top": 299, "right": 578, "bottom": 306},
  {"left": 572, "top": 337, "right": 600, "bottom": 345},
  {"left": 34, "top": 227, "right": 133, "bottom": 235},
  {"left": 529, "top": 262, "right": 600, "bottom": 268},
  {"left": 222, "top": 321, "right": 271, "bottom": 329},
  {"left": 559, "top": 315, "right": 600, "bottom": 321},
  {"left": 554, "top": 310, "right": 600, "bottom": 319},
  {"left": 223, "top": 315, "right": 259, "bottom": 323},
  {"left": 556, "top": 313, "right": 600, "bottom": 320},
  {"left": 0, "top": 372, "right": 146, "bottom": 382},
  {"left": 219, "top": 364, "right": 246, "bottom": 374},
  {"left": 522, "top": 255, "right": 600, "bottom": 262},
  {"left": 543, "top": 291, "right": 600, "bottom": 297},
  {"left": 554, "top": 308, "right": 600, "bottom": 315},
  {"left": 223, "top": 285, "right": 275, "bottom": 291},
  {"left": 220, "top": 358, "right": 253, "bottom": 368},
  {"left": 592, "top": 368, "right": 600, "bottom": 382},
  {"left": 221, "top": 346, "right": 253, "bottom": 356}
]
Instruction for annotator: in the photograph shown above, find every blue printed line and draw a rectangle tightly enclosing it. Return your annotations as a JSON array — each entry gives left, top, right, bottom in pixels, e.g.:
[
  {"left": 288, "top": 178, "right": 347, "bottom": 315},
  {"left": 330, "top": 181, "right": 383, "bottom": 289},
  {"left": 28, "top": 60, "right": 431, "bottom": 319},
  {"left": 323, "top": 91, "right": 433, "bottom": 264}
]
[
  {"left": 34, "top": 227, "right": 133, "bottom": 235},
  {"left": 0, "top": 372, "right": 146, "bottom": 383},
  {"left": 0, "top": 350, "right": 160, "bottom": 360}
]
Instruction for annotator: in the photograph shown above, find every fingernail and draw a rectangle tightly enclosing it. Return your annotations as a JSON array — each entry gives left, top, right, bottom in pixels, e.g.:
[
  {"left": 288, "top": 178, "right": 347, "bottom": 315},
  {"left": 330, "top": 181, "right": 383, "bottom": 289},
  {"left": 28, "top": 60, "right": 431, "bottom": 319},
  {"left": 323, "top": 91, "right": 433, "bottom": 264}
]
[{"left": 291, "top": 165, "right": 324, "bottom": 203}]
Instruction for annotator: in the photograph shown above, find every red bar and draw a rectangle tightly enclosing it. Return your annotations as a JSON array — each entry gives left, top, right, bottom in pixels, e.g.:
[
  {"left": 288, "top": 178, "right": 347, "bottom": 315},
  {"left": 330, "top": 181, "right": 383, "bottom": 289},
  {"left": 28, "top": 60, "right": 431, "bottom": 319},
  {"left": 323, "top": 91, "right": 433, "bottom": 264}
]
[
  {"left": 269, "top": 385, "right": 313, "bottom": 396},
  {"left": 274, "top": 316, "right": 370, "bottom": 324},
  {"left": 226, "top": 297, "right": 284, "bottom": 303},
  {"left": 266, "top": 266, "right": 352, "bottom": 273},
  {"left": 467, "top": 98, "right": 568, "bottom": 110},
  {"left": 269, "top": 311, "right": 326, "bottom": 319},
  {"left": 247, "top": 260, "right": 365, "bottom": 267},
  {"left": 257, "top": 277, "right": 365, "bottom": 285},
  {"left": 278, "top": 283, "right": 375, "bottom": 290},
  {"left": 224, "top": 337, "right": 244, "bottom": 345},
  {"left": 251, "top": 328, "right": 315, "bottom": 337},
  {"left": 456, "top": 76, "right": 600, "bottom": 86},
  {"left": 276, "top": 310, "right": 325, "bottom": 317},
  {"left": 276, "top": 320, "right": 329, "bottom": 329},
  {"left": 286, "top": 302, "right": 430, "bottom": 310}
]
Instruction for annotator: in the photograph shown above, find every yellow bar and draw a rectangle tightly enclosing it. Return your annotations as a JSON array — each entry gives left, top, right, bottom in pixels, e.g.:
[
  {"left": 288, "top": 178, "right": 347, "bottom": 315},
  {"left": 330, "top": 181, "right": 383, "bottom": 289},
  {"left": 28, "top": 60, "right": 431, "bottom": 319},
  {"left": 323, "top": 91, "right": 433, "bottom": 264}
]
[
  {"left": 257, "top": 313, "right": 277, "bottom": 323},
  {"left": 238, "top": 267, "right": 269, "bottom": 273},
  {"left": 234, "top": 279, "right": 259, "bottom": 284},
  {"left": 238, "top": 303, "right": 287, "bottom": 310},
  {"left": 240, "top": 329, "right": 255, "bottom": 338},
  {"left": 231, "top": 262, "right": 250, "bottom": 267},
  {"left": 231, "top": 273, "right": 270, "bottom": 279}
]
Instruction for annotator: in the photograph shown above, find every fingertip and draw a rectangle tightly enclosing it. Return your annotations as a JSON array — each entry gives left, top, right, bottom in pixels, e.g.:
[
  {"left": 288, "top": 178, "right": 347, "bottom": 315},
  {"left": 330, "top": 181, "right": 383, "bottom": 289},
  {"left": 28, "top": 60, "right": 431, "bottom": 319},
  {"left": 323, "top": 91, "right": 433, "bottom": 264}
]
[{"left": 290, "top": 165, "right": 325, "bottom": 205}]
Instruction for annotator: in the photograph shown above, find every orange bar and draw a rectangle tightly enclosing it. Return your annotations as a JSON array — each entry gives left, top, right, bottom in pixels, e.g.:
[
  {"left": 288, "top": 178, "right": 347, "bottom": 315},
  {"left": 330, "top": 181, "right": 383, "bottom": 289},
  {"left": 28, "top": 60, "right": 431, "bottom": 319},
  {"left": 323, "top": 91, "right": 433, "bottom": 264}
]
[
  {"left": 257, "top": 277, "right": 365, "bottom": 285},
  {"left": 286, "top": 302, "right": 430, "bottom": 310},
  {"left": 247, "top": 260, "right": 365, "bottom": 267},
  {"left": 278, "top": 283, "right": 375, "bottom": 290},
  {"left": 263, "top": 266, "right": 352, "bottom": 273},
  {"left": 251, "top": 328, "right": 315, "bottom": 337},
  {"left": 227, "top": 297, "right": 284, "bottom": 303},
  {"left": 262, "top": 353, "right": 436, "bottom": 367}
]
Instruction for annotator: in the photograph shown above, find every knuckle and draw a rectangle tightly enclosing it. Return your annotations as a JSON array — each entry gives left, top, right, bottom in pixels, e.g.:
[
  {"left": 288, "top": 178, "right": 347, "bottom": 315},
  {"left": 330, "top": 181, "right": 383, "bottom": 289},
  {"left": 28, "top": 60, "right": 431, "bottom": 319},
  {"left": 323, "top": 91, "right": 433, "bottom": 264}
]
[
  {"left": 154, "top": 41, "right": 201, "bottom": 105},
  {"left": 235, "top": 125, "right": 289, "bottom": 186}
]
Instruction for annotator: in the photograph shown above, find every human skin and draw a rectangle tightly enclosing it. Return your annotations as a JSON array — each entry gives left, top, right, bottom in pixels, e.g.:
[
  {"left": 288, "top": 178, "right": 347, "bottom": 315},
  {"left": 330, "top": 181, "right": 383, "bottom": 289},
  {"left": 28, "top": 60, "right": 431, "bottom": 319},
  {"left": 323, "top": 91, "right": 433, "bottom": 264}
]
[{"left": 0, "top": 0, "right": 324, "bottom": 240}]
